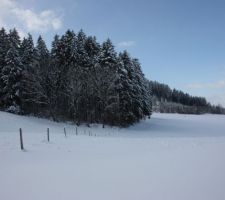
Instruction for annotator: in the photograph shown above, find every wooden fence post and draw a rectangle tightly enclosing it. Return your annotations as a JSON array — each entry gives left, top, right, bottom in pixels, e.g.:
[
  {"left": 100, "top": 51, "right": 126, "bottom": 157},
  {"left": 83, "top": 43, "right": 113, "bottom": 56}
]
[
  {"left": 64, "top": 127, "right": 67, "bottom": 137},
  {"left": 19, "top": 128, "right": 24, "bottom": 150},
  {"left": 47, "top": 128, "right": 50, "bottom": 142}
]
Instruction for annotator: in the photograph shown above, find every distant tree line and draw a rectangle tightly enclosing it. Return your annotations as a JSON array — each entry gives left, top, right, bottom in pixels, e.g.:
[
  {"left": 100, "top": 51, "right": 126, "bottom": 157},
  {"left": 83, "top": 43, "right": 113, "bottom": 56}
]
[
  {"left": 0, "top": 27, "right": 152, "bottom": 127},
  {"left": 149, "top": 81, "right": 225, "bottom": 114}
]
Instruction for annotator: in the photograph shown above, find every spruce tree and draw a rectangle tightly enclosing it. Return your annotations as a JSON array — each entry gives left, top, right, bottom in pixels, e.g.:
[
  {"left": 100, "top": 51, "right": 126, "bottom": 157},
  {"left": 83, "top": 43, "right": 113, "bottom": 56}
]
[
  {"left": 117, "top": 51, "right": 137, "bottom": 125},
  {"left": 47, "top": 34, "right": 61, "bottom": 120},
  {"left": 75, "top": 30, "right": 90, "bottom": 123},
  {"left": 0, "top": 28, "right": 9, "bottom": 107},
  {"left": 1, "top": 29, "right": 22, "bottom": 113},
  {"left": 36, "top": 35, "right": 50, "bottom": 109},
  {"left": 98, "top": 39, "right": 118, "bottom": 125},
  {"left": 2, "top": 45, "right": 22, "bottom": 113},
  {"left": 132, "top": 58, "right": 152, "bottom": 118},
  {"left": 85, "top": 36, "right": 101, "bottom": 122},
  {"left": 50, "top": 31, "right": 77, "bottom": 119},
  {"left": 36, "top": 36, "right": 50, "bottom": 76},
  {"left": 20, "top": 34, "right": 46, "bottom": 114}
]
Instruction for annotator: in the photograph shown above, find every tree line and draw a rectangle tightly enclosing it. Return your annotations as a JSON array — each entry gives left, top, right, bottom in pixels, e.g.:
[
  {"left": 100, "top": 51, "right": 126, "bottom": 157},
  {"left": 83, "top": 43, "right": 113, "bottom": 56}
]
[
  {"left": 0, "top": 27, "right": 224, "bottom": 127},
  {"left": 149, "top": 80, "right": 225, "bottom": 114},
  {"left": 0, "top": 27, "right": 152, "bottom": 127}
]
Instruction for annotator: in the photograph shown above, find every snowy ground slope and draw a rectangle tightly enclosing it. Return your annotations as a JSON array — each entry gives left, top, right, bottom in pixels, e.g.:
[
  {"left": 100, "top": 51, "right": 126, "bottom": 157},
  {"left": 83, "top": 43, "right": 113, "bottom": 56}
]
[{"left": 0, "top": 111, "right": 225, "bottom": 200}]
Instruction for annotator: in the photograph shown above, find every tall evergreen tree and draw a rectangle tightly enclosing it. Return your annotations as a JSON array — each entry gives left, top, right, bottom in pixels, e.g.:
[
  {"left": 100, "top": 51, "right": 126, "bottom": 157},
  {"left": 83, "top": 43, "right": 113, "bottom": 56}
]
[
  {"left": 117, "top": 51, "right": 137, "bottom": 125},
  {"left": 46, "top": 34, "right": 61, "bottom": 120},
  {"left": 50, "top": 31, "right": 77, "bottom": 119},
  {"left": 36, "top": 36, "right": 50, "bottom": 75},
  {"left": 8, "top": 28, "right": 20, "bottom": 50},
  {"left": 19, "top": 34, "right": 45, "bottom": 114},
  {"left": 132, "top": 58, "right": 152, "bottom": 118},
  {"left": 34, "top": 36, "right": 51, "bottom": 115},
  {"left": 98, "top": 39, "right": 118, "bottom": 125},
  {"left": 80, "top": 36, "right": 101, "bottom": 123},
  {"left": 75, "top": 30, "right": 90, "bottom": 123},
  {"left": 1, "top": 38, "right": 22, "bottom": 112},
  {"left": 0, "top": 28, "right": 9, "bottom": 107}
]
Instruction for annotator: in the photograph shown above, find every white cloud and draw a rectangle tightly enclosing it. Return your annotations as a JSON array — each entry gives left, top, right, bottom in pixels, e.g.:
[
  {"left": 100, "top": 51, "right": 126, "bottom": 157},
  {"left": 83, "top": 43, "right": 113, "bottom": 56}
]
[
  {"left": 118, "top": 41, "right": 136, "bottom": 48},
  {"left": 0, "top": 0, "right": 63, "bottom": 33},
  {"left": 187, "top": 80, "right": 225, "bottom": 89}
]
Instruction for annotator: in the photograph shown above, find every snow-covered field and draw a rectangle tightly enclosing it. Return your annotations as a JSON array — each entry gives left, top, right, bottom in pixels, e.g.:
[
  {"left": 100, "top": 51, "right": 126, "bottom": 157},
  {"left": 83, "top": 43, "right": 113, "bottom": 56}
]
[{"left": 1, "top": 111, "right": 225, "bottom": 200}]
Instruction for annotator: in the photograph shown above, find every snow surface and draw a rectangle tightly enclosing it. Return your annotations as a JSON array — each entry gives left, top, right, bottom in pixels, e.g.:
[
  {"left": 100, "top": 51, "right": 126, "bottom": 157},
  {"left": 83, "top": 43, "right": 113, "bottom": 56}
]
[{"left": 1, "top": 111, "right": 225, "bottom": 200}]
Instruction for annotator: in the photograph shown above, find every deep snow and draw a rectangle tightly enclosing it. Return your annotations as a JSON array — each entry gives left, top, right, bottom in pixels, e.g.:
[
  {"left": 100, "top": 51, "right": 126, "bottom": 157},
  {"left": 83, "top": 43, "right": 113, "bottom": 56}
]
[{"left": 0, "top": 111, "right": 225, "bottom": 200}]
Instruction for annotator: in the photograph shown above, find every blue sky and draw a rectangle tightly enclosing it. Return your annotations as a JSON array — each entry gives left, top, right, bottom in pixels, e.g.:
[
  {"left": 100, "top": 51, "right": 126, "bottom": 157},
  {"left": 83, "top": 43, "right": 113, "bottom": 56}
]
[{"left": 1, "top": 0, "right": 225, "bottom": 106}]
